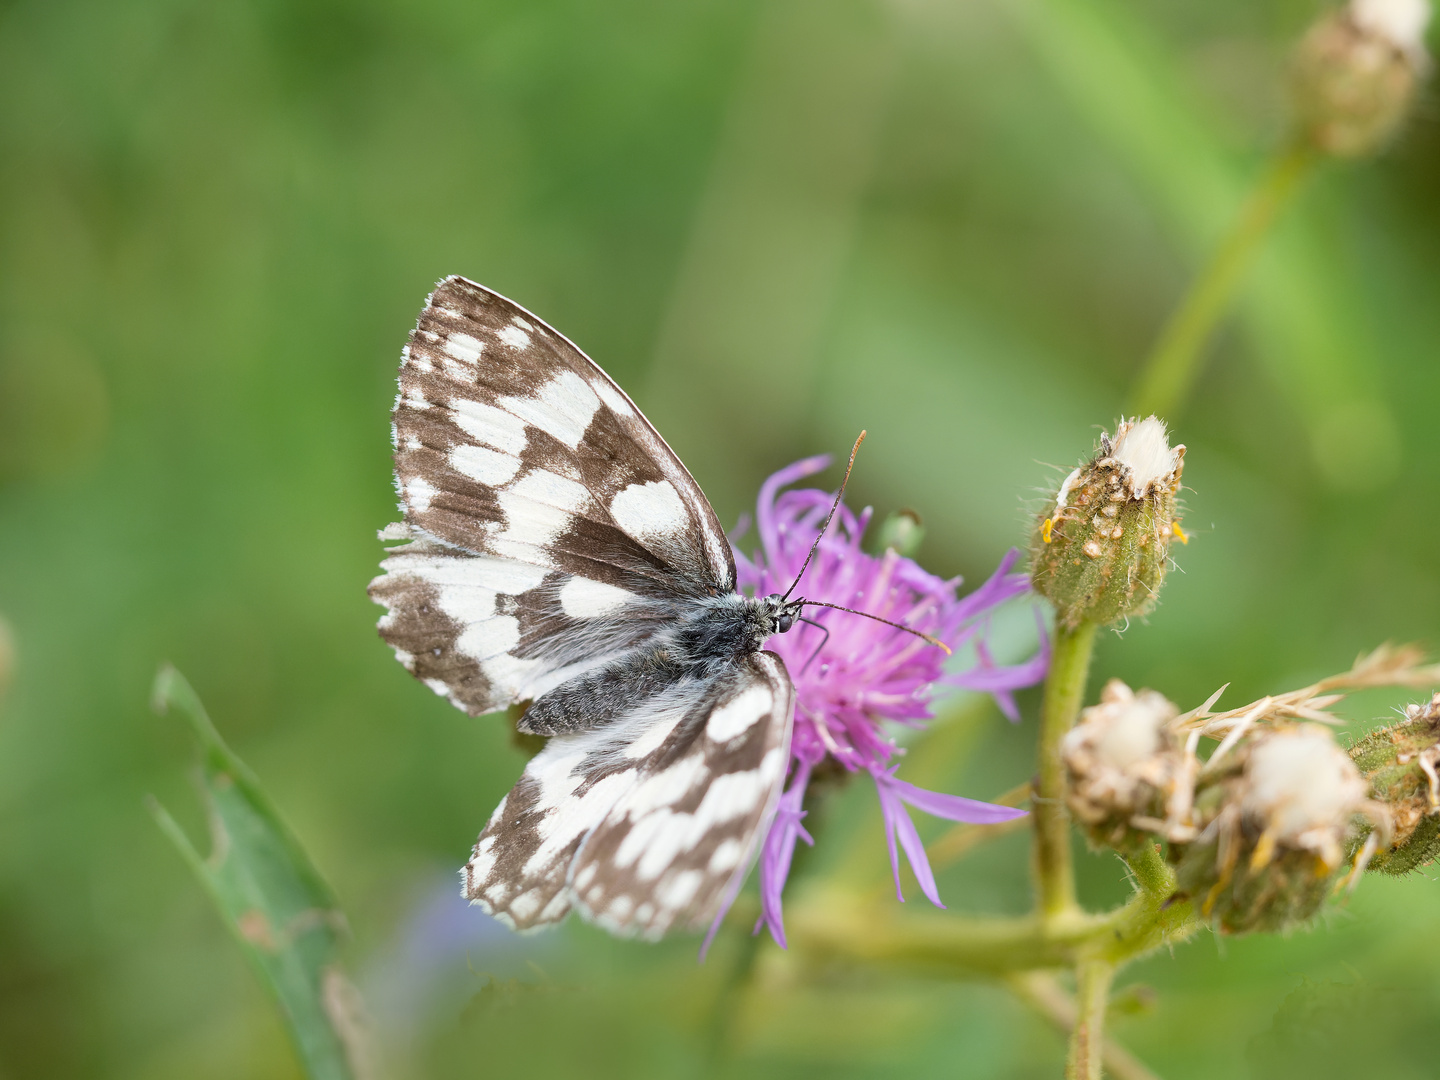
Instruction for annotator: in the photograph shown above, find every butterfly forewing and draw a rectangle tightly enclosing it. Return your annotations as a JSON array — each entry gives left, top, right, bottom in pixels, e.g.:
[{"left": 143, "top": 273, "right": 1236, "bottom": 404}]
[
  {"left": 463, "top": 652, "right": 793, "bottom": 938},
  {"left": 369, "top": 276, "right": 736, "bottom": 716}
]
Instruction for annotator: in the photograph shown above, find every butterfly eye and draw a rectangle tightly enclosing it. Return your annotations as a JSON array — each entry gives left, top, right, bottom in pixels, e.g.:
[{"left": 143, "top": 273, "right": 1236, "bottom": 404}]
[{"left": 776, "top": 610, "right": 796, "bottom": 634}]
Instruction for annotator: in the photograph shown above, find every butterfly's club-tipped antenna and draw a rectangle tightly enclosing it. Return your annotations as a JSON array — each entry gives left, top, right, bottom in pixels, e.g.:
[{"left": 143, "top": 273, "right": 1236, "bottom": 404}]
[
  {"left": 781, "top": 430, "right": 866, "bottom": 603},
  {"left": 800, "top": 600, "right": 953, "bottom": 656}
]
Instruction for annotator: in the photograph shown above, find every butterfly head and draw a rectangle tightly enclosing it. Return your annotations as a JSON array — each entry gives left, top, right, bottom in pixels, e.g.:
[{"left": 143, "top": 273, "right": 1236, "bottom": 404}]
[{"left": 761, "top": 593, "right": 805, "bottom": 636}]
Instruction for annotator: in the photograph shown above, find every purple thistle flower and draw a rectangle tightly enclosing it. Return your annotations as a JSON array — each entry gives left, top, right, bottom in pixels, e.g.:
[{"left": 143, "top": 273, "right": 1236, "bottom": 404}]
[{"left": 730, "top": 456, "right": 1046, "bottom": 949}]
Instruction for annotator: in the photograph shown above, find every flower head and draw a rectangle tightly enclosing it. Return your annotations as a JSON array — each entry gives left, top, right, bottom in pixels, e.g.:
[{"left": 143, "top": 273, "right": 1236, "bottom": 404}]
[
  {"left": 725, "top": 457, "right": 1047, "bottom": 948},
  {"left": 1293, "top": 0, "right": 1432, "bottom": 156},
  {"left": 1172, "top": 724, "right": 1382, "bottom": 933},
  {"left": 1062, "top": 679, "right": 1189, "bottom": 852},
  {"left": 1031, "top": 416, "right": 1186, "bottom": 630},
  {"left": 1349, "top": 692, "right": 1440, "bottom": 874}
]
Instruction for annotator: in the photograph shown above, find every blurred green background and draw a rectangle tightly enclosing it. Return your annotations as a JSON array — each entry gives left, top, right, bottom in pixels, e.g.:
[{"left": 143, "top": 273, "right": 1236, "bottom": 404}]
[{"left": 1, "top": 0, "right": 1438, "bottom": 1077}]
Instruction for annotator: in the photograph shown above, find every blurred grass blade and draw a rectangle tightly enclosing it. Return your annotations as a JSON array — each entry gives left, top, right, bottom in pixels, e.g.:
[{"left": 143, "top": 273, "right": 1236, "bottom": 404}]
[{"left": 147, "top": 665, "right": 373, "bottom": 1080}]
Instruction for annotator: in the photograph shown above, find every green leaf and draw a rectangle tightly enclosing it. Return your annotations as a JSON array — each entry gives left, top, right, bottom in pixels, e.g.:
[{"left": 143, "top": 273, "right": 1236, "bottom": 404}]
[{"left": 147, "top": 665, "right": 372, "bottom": 1080}]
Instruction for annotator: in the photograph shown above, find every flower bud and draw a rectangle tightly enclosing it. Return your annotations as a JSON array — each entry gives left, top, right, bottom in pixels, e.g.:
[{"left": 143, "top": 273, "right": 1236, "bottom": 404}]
[
  {"left": 871, "top": 509, "right": 925, "bottom": 558},
  {"left": 1349, "top": 692, "right": 1440, "bottom": 874},
  {"left": 1172, "top": 726, "right": 1373, "bottom": 933},
  {"left": 1292, "top": 0, "right": 1432, "bottom": 157},
  {"left": 1030, "top": 417, "right": 1185, "bottom": 630},
  {"left": 1063, "top": 679, "right": 1186, "bottom": 852}
]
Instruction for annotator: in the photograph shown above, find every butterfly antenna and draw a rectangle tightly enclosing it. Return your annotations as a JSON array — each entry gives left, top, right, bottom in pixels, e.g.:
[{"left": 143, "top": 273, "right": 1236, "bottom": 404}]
[
  {"left": 801, "top": 601, "right": 953, "bottom": 655},
  {"left": 781, "top": 430, "right": 866, "bottom": 602}
]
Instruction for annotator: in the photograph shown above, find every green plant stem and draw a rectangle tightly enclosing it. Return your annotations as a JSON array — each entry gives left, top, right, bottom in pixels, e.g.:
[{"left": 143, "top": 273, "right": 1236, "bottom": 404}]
[
  {"left": 787, "top": 883, "right": 1197, "bottom": 978},
  {"left": 1067, "top": 960, "right": 1115, "bottom": 1080},
  {"left": 1007, "top": 973, "right": 1161, "bottom": 1080},
  {"left": 1130, "top": 141, "right": 1316, "bottom": 419},
  {"left": 1034, "top": 620, "right": 1099, "bottom": 922},
  {"left": 1123, "top": 843, "right": 1175, "bottom": 899}
]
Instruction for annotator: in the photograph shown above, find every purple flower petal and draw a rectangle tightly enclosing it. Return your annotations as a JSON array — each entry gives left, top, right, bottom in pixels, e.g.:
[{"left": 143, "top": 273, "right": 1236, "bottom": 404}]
[
  {"left": 754, "top": 759, "right": 814, "bottom": 949},
  {"left": 873, "top": 771, "right": 909, "bottom": 903},
  {"left": 872, "top": 768, "right": 945, "bottom": 906},
  {"left": 948, "top": 549, "right": 1029, "bottom": 623},
  {"left": 881, "top": 770, "right": 1028, "bottom": 825},
  {"left": 872, "top": 767, "right": 1028, "bottom": 909},
  {"left": 756, "top": 455, "right": 830, "bottom": 570},
  {"left": 992, "top": 689, "right": 1021, "bottom": 723},
  {"left": 894, "top": 807, "right": 944, "bottom": 907},
  {"left": 946, "top": 608, "right": 1052, "bottom": 721},
  {"left": 947, "top": 651, "right": 1050, "bottom": 694}
]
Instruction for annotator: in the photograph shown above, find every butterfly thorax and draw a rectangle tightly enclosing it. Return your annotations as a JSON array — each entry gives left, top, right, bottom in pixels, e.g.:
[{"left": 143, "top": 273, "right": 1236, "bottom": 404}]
[
  {"left": 516, "top": 593, "right": 798, "bottom": 738},
  {"left": 685, "top": 592, "right": 801, "bottom": 656}
]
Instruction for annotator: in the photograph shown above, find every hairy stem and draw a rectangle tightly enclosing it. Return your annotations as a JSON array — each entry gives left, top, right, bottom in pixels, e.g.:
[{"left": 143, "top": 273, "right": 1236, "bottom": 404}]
[
  {"left": 1034, "top": 620, "right": 1099, "bottom": 921},
  {"left": 787, "top": 885, "right": 1198, "bottom": 978},
  {"left": 790, "top": 899, "right": 1103, "bottom": 974},
  {"left": 1122, "top": 843, "right": 1175, "bottom": 899},
  {"left": 1008, "top": 973, "right": 1161, "bottom": 1080},
  {"left": 1067, "top": 960, "right": 1115, "bottom": 1080},
  {"left": 1129, "top": 141, "right": 1315, "bottom": 419}
]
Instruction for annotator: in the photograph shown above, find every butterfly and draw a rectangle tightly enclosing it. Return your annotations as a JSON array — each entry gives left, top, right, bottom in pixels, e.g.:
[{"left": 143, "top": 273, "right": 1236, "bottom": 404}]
[{"left": 369, "top": 276, "right": 935, "bottom": 940}]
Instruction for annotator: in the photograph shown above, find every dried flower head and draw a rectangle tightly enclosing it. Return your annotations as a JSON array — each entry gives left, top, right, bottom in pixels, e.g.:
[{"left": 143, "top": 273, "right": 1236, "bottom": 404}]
[
  {"left": 1293, "top": 0, "right": 1432, "bottom": 156},
  {"left": 1348, "top": 692, "right": 1440, "bottom": 874},
  {"left": 1030, "top": 417, "right": 1186, "bottom": 630},
  {"left": 1242, "top": 728, "right": 1370, "bottom": 867},
  {"left": 1172, "top": 725, "right": 1382, "bottom": 933},
  {"left": 1063, "top": 680, "right": 1189, "bottom": 851},
  {"left": 724, "top": 457, "right": 1046, "bottom": 948}
]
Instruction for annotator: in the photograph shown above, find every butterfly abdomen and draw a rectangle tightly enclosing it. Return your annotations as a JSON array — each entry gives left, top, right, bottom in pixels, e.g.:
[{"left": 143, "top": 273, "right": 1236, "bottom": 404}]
[
  {"left": 518, "top": 648, "right": 686, "bottom": 735},
  {"left": 517, "top": 595, "right": 777, "bottom": 736}
]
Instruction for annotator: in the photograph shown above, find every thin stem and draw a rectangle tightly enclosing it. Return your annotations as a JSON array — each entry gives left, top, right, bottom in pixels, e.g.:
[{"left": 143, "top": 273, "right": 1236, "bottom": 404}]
[
  {"left": 1129, "top": 141, "right": 1316, "bottom": 419},
  {"left": 1067, "top": 960, "right": 1115, "bottom": 1080},
  {"left": 1122, "top": 843, "right": 1175, "bottom": 900},
  {"left": 789, "top": 893, "right": 1113, "bottom": 974},
  {"left": 1034, "top": 620, "right": 1099, "bottom": 922},
  {"left": 787, "top": 885, "right": 1198, "bottom": 978},
  {"left": 1008, "top": 973, "right": 1162, "bottom": 1080}
]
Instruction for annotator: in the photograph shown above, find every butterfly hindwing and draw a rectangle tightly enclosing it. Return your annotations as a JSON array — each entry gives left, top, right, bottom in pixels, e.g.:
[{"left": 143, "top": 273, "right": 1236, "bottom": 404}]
[
  {"left": 369, "top": 276, "right": 736, "bottom": 716},
  {"left": 463, "top": 651, "right": 793, "bottom": 938},
  {"left": 573, "top": 651, "right": 794, "bottom": 938}
]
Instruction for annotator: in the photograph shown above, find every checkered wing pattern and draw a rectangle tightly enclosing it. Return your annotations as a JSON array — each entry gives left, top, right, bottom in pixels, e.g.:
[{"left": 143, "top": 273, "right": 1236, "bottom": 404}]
[
  {"left": 462, "top": 652, "right": 793, "bottom": 938},
  {"left": 368, "top": 276, "right": 736, "bottom": 717}
]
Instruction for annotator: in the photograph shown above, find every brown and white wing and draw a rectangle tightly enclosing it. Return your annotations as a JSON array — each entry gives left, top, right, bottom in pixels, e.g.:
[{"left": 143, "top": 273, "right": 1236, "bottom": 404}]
[
  {"left": 369, "top": 276, "right": 735, "bottom": 717},
  {"left": 463, "top": 652, "right": 793, "bottom": 938}
]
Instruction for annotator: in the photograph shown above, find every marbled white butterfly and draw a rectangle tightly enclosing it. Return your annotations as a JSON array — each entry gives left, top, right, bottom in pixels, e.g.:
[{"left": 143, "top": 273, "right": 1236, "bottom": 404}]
[{"left": 369, "top": 276, "right": 935, "bottom": 940}]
